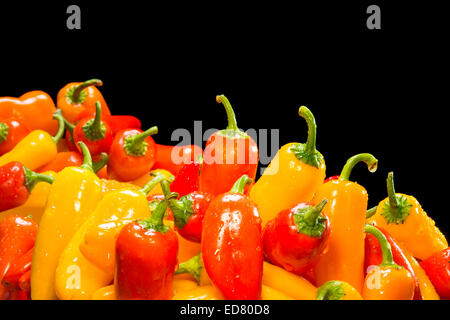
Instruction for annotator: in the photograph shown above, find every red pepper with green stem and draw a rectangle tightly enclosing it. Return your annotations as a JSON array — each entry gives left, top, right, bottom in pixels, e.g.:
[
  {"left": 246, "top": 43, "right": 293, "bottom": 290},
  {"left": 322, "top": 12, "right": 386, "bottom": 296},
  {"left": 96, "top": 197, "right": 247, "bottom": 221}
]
[
  {"left": 115, "top": 180, "right": 179, "bottom": 300},
  {"left": 154, "top": 144, "right": 203, "bottom": 176},
  {"left": 108, "top": 126, "right": 158, "bottom": 181},
  {"left": 199, "top": 95, "right": 259, "bottom": 196},
  {"left": 170, "top": 161, "right": 202, "bottom": 198},
  {"left": 420, "top": 247, "right": 450, "bottom": 299},
  {"left": 364, "top": 224, "right": 421, "bottom": 299},
  {"left": 0, "top": 161, "right": 54, "bottom": 212},
  {"left": 201, "top": 175, "right": 263, "bottom": 300},
  {"left": 0, "top": 119, "right": 30, "bottom": 156},
  {"left": 262, "top": 199, "right": 330, "bottom": 276}
]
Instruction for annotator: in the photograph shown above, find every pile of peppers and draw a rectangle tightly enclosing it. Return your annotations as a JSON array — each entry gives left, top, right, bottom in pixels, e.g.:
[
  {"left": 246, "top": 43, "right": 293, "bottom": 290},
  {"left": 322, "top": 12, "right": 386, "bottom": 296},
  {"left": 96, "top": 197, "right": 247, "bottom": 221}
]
[{"left": 0, "top": 80, "right": 448, "bottom": 300}]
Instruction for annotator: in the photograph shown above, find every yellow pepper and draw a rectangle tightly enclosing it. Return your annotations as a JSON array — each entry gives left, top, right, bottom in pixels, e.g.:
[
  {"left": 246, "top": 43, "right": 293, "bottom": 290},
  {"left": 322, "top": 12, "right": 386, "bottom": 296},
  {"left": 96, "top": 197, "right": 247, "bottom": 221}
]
[
  {"left": 31, "top": 143, "right": 103, "bottom": 300},
  {"left": 0, "top": 110, "right": 65, "bottom": 170},
  {"left": 261, "top": 285, "right": 295, "bottom": 300},
  {"left": 316, "top": 281, "right": 363, "bottom": 300},
  {"left": 172, "top": 279, "right": 198, "bottom": 296},
  {"left": 250, "top": 106, "right": 325, "bottom": 226},
  {"left": 55, "top": 174, "right": 167, "bottom": 299},
  {"left": 369, "top": 172, "right": 447, "bottom": 261},
  {"left": 130, "top": 169, "right": 174, "bottom": 195},
  {"left": 172, "top": 286, "right": 224, "bottom": 300},
  {"left": 91, "top": 285, "right": 116, "bottom": 300},
  {"left": 314, "top": 153, "right": 378, "bottom": 293},
  {"left": 0, "top": 170, "right": 56, "bottom": 223}
]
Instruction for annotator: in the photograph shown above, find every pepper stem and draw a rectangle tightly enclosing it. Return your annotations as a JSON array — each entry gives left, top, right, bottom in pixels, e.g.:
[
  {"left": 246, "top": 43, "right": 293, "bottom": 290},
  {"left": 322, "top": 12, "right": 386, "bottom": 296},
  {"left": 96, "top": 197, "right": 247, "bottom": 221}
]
[
  {"left": 123, "top": 126, "right": 158, "bottom": 156},
  {"left": 23, "top": 166, "right": 54, "bottom": 191},
  {"left": 174, "top": 253, "right": 203, "bottom": 284},
  {"left": 316, "top": 281, "right": 346, "bottom": 300},
  {"left": 82, "top": 101, "right": 106, "bottom": 141},
  {"left": 386, "top": 172, "right": 399, "bottom": 209},
  {"left": 339, "top": 153, "right": 378, "bottom": 181},
  {"left": 230, "top": 174, "right": 252, "bottom": 194},
  {"left": 364, "top": 224, "right": 400, "bottom": 268},
  {"left": 366, "top": 205, "right": 378, "bottom": 219},
  {"left": 304, "top": 199, "right": 328, "bottom": 225},
  {"left": 139, "top": 172, "right": 166, "bottom": 195},
  {"left": 216, "top": 95, "right": 238, "bottom": 131},
  {"left": 298, "top": 106, "right": 317, "bottom": 155},
  {"left": 77, "top": 142, "right": 94, "bottom": 172},
  {"left": 92, "top": 153, "right": 109, "bottom": 174},
  {"left": 52, "top": 110, "right": 66, "bottom": 144},
  {"left": 72, "top": 79, "right": 103, "bottom": 103},
  {"left": 0, "top": 122, "right": 9, "bottom": 144}
]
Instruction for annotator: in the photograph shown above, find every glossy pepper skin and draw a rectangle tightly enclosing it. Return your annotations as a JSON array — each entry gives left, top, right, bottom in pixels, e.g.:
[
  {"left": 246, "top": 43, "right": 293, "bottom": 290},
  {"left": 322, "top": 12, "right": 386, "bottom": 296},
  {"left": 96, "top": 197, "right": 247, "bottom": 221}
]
[
  {"left": 108, "top": 126, "right": 158, "bottom": 181},
  {"left": 37, "top": 151, "right": 83, "bottom": 173},
  {"left": 169, "top": 190, "right": 213, "bottom": 243},
  {"left": 199, "top": 95, "right": 258, "bottom": 197},
  {"left": 0, "top": 161, "right": 54, "bottom": 212},
  {"left": 72, "top": 101, "right": 114, "bottom": 156},
  {"left": 170, "top": 161, "right": 202, "bottom": 198},
  {"left": 316, "top": 280, "right": 363, "bottom": 300},
  {"left": 420, "top": 247, "right": 450, "bottom": 299},
  {"left": 154, "top": 144, "right": 203, "bottom": 177},
  {"left": 115, "top": 180, "right": 179, "bottom": 300},
  {"left": 263, "top": 199, "right": 330, "bottom": 276},
  {"left": 0, "top": 91, "right": 59, "bottom": 135},
  {"left": 31, "top": 142, "right": 104, "bottom": 300},
  {"left": 103, "top": 115, "right": 141, "bottom": 135},
  {"left": 369, "top": 172, "right": 448, "bottom": 261},
  {"left": 55, "top": 174, "right": 166, "bottom": 300},
  {"left": 314, "top": 153, "right": 378, "bottom": 293},
  {"left": 0, "top": 215, "right": 37, "bottom": 300},
  {"left": 202, "top": 175, "right": 263, "bottom": 300},
  {"left": 0, "top": 110, "right": 65, "bottom": 170},
  {"left": 56, "top": 79, "right": 110, "bottom": 124},
  {"left": 362, "top": 225, "right": 415, "bottom": 300},
  {"left": 250, "top": 106, "right": 325, "bottom": 226},
  {"left": 0, "top": 119, "right": 30, "bottom": 156},
  {"left": 2, "top": 248, "right": 33, "bottom": 295},
  {"left": 365, "top": 225, "right": 421, "bottom": 300}
]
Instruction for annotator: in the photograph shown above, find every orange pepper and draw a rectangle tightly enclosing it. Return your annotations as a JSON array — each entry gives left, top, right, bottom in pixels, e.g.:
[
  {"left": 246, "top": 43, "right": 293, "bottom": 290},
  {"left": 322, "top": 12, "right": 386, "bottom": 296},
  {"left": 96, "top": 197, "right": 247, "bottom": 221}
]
[
  {"left": 0, "top": 91, "right": 58, "bottom": 135},
  {"left": 314, "top": 153, "right": 378, "bottom": 293}
]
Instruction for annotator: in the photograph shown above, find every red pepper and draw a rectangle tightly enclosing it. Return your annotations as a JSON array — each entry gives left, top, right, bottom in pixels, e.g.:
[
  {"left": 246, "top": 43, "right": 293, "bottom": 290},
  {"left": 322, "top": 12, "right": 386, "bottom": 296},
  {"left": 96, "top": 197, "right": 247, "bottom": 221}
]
[
  {"left": 108, "top": 127, "right": 158, "bottom": 181},
  {"left": 154, "top": 144, "right": 203, "bottom": 176},
  {"left": 199, "top": 95, "right": 258, "bottom": 196},
  {"left": 0, "top": 119, "right": 30, "bottom": 156},
  {"left": 72, "top": 101, "right": 114, "bottom": 156},
  {"left": 7, "top": 288, "right": 28, "bottom": 300},
  {"left": 0, "top": 215, "right": 37, "bottom": 300},
  {"left": 0, "top": 162, "right": 54, "bottom": 212},
  {"left": 419, "top": 247, "right": 450, "bottom": 299},
  {"left": 364, "top": 225, "right": 421, "bottom": 300},
  {"left": 169, "top": 190, "right": 213, "bottom": 243},
  {"left": 18, "top": 270, "right": 31, "bottom": 294},
  {"left": 169, "top": 161, "right": 201, "bottom": 198},
  {"left": 201, "top": 175, "right": 263, "bottom": 299},
  {"left": 303, "top": 266, "right": 316, "bottom": 285},
  {"left": 262, "top": 199, "right": 330, "bottom": 276},
  {"left": 2, "top": 247, "right": 33, "bottom": 291},
  {"left": 324, "top": 175, "right": 340, "bottom": 183},
  {"left": 37, "top": 151, "right": 83, "bottom": 173},
  {"left": 103, "top": 115, "right": 141, "bottom": 135},
  {"left": 115, "top": 180, "right": 178, "bottom": 300}
]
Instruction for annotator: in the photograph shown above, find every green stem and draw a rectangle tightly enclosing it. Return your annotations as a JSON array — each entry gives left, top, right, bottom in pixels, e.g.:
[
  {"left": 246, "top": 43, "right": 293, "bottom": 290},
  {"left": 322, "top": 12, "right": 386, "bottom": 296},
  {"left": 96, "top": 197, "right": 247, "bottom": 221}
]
[
  {"left": 0, "top": 122, "right": 9, "bottom": 144},
  {"left": 52, "top": 110, "right": 66, "bottom": 144},
  {"left": 72, "top": 79, "right": 103, "bottom": 103},
  {"left": 139, "top": 173, "right": 166, "bottom": 195},
  {"left": 174, "top": 253, "right": 203, "bottom": 284},
  {"left": 316, "top": 281, "right": 346, "bottom": 300},
  {"left": 298, "top": 106, "right": 317, "bottom": 155},
  {"left": 364, "top": 224, "right": 400, "bottom": 268},
  {"left": 77, "top": 142, "right": 94, "bottom": 172},
  {"left": 303, "top": 199, "right": 328, "bottom": 225},
  {"left": 339, "top": 153, "right": 378, "bottom": 182},
  {"left": 216, "top": 95, "right": 238, "bottom": 131},
  {"left": 92, "top": 153, "right": 109, "bottom": 174},
  {"left": 386, "top": 172, "right": 399, "bottom": 209},
  {"left": 23, "top": 166, "right": 54, "bottom": 191},
  {"left": 366, "top": 205, "right": 378, "bottom": 219},
  {"left": 141, "top": 184, "right": 178, "bottom": 233},
  {"left": 123, "top": 126, "right": 158, "bottom": 156},
  {"left": 230, "top": 174, "right": 252, "bottom": 194},
  {"left": 82, "top": 101, "right": 106, "bottom": 141}
]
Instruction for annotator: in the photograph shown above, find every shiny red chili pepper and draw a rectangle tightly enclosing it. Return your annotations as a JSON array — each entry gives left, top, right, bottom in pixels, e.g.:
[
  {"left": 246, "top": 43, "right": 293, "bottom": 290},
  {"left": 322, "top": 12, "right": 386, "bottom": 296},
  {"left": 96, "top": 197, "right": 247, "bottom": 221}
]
[
  {"left": 169, "top": 190, "right": 213, "bottom": 243},
  {"left": 364, "top": 225, "right": 421, "bottom": 300},
  {"left": 420, "top": 247, "right": 450, "bottom": 299},
  {"left": 115, "top": 180, "right": 178, "bottom": 300},
  {"left": 2, "top": 247, "right": 33, "bottom": 291},
  {"left": 201, "top": 175, "right": 263, "bottom": 299},
  {"left": 104, "top": 115, "right": 141, "bottom": 135},
  {"left": 108, "top": 126, "right": 158, "bottom": 181},
  {"left": 154, "top": 144, "right": 203, "bottom": 176},
  {"left": 37, "top": 151, "right": 83, "bottom": 173},
  {"left": 262, "top": 199, "right": 330, "bottom": 276},
  {"left": 0, "top": 119, "right": 30, "bottom": 156},
  {"left": 0, "top": 162, "right": 54, "bottom": 212},
  {"left": 199, "top": 95, "right": 259, "bottom": 196},
  {"left": 324, "top": 175, "right": 340, "bottom": 183},
  {"left": 170, "top": 161, "right": 201, "bottom": 198}
]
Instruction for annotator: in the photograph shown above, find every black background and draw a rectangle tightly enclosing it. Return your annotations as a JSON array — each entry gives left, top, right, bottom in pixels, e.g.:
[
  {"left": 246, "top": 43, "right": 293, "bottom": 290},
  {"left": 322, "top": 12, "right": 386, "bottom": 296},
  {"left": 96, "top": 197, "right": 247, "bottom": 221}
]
[{"left": 1, "top": 1, "right": 448, "bottom": 239}]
